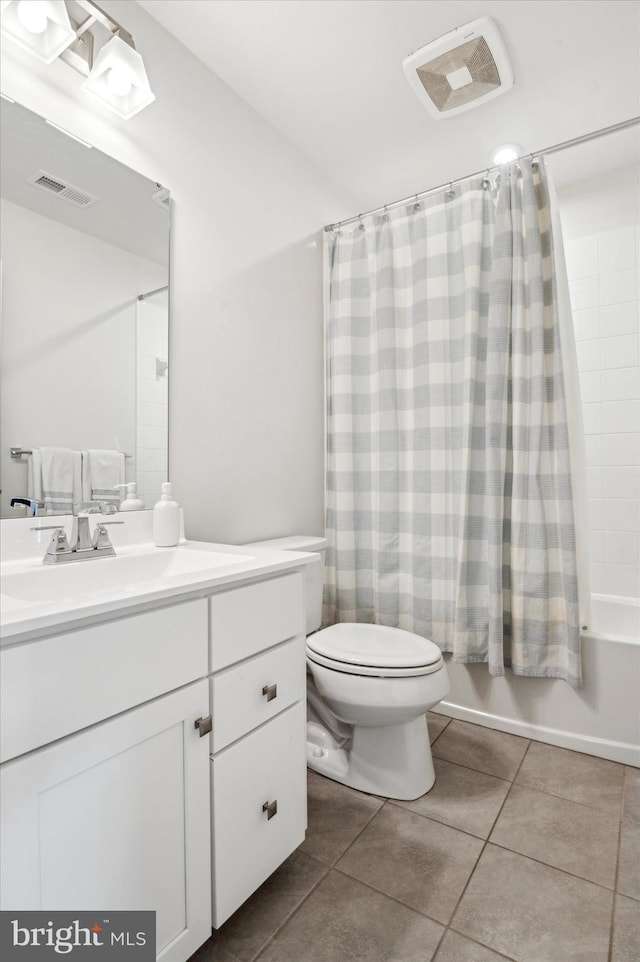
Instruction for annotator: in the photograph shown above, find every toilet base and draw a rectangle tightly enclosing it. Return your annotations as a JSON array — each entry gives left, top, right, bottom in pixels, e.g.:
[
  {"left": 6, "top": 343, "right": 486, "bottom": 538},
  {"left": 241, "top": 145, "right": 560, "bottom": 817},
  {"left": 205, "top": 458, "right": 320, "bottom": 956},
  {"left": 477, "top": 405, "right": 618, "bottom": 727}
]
[{"left": 306, "top": 715, "right": 435, "bottom": 801}]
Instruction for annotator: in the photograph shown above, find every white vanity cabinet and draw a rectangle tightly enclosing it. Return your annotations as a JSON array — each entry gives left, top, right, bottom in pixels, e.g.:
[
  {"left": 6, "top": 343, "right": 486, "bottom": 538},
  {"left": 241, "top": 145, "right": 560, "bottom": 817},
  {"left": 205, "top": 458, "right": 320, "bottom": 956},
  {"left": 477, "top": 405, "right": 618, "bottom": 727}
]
[
  {"left": 0, "top": 552, "right": 309, "bottom": 955},
  {"left": 208, "top": 572, "right": 307, "bottom": 928},
  {"left": 0, "top": 599, "right": 213, "bottom": 962}
]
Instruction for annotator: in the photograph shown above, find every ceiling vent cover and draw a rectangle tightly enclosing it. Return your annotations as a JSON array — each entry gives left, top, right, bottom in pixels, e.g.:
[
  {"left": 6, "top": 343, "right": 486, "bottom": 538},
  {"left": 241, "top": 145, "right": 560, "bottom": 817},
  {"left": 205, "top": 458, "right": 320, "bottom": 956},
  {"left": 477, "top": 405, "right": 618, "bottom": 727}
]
[
  {"left": 27, "top": 170, "right": 98, "bottom": 208},
  {"left": 403, "top": 17, "right": 513, "bottom": 119}
]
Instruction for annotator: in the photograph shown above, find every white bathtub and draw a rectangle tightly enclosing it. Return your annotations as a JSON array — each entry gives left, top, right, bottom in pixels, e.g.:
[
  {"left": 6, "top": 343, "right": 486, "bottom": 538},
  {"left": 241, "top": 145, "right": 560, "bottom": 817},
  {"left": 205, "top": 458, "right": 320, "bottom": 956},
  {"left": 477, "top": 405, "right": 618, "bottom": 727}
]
[{"left": 434, "top": 594, "right": 640, "bottom": 766}]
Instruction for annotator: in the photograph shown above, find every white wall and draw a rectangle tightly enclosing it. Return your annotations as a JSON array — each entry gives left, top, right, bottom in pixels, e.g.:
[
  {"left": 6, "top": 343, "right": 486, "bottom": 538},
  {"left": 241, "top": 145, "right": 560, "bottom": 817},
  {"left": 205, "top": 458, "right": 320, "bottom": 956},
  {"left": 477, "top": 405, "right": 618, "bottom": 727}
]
[
  {"left": 0, "top": 0, "right": 347, "bottom": 542},
  {"left": 0, "top": 198, "right": 164, "bottom": 518},
  {"left": 558, "top": 166, "right": 640, "bottom": 601}
]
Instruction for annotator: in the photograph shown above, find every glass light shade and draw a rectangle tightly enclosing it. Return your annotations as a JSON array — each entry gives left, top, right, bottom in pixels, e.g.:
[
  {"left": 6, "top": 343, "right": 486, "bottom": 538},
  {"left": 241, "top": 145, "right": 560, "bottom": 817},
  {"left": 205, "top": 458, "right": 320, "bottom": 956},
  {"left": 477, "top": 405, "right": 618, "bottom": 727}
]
[
  {"left": 0, "top": 0, "right": 75, "bottom": 64},
  {"left": 82, "top": 34, "right": 155, "bottom": 120}
]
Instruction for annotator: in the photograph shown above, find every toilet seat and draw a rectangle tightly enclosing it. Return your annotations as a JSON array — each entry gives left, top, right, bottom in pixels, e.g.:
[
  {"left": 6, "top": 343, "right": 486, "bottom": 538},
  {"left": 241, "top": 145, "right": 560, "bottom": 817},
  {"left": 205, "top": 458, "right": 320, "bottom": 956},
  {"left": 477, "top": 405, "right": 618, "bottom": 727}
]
[{"left": 306, "top": 623, "right": 443, "bottom": 678}]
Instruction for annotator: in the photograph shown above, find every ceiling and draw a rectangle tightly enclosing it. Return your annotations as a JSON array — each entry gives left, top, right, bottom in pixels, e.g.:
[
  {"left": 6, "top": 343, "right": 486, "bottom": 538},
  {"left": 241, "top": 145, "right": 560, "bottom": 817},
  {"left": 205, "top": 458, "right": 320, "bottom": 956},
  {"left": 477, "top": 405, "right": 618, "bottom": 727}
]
[{"left": 136, "top": 0, "right": 640, "bottom": 218}]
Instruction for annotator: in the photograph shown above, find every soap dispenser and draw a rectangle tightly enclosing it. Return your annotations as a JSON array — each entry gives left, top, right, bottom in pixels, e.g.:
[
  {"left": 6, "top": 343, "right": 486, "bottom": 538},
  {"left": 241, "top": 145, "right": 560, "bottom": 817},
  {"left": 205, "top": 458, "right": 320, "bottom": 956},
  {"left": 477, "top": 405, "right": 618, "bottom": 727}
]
[
  {"left": 115, "top": 482, "right": 145, "bottom": 511},
  {"left": 153, "top": 482, "right": 180, "bottom": 547}
]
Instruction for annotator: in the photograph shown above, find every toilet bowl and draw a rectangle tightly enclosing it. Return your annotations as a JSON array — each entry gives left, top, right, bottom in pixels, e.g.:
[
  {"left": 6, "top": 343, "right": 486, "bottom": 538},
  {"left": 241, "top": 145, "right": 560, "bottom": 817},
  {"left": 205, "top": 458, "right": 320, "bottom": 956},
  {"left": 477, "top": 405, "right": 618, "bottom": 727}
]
[{"left": 244, "top": 536, "right": 450, "bottom": 801}]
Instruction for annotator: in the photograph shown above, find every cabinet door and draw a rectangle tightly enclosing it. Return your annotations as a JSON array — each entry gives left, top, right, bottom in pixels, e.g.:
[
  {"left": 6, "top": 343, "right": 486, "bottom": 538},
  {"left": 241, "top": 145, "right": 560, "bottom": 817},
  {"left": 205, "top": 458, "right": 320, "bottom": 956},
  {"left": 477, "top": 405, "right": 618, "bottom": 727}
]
[
  {"left": 211, "top": 702, "right": 307, "bottom": 927},
  {"left": 0, "top": 680, "right": 212, "bottom": 962}
]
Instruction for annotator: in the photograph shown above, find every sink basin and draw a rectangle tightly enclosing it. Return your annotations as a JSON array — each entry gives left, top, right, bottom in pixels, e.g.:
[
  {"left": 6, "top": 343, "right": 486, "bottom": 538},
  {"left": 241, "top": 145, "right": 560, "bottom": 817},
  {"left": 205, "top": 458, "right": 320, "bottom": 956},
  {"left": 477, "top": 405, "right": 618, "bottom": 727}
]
[{"left": 2, "top": 544, "right": 255, "bottom": 605}]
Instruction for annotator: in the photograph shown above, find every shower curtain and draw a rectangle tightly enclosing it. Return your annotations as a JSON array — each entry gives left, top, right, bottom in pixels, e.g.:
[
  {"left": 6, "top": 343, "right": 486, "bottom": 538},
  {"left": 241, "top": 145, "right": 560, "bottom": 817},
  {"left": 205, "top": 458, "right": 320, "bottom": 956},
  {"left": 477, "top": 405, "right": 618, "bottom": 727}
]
[{"left": 324, "top": 158, "right": 585, "bottom": 687}]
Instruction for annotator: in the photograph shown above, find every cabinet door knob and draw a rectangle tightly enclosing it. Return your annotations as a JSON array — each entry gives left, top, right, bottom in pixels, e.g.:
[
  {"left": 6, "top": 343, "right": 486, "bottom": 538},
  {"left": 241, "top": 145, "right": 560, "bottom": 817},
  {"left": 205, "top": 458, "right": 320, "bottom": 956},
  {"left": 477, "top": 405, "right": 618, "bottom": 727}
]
[
  {"left": 262, "top": 799, "right": 278, "bottom": 820},
  {"left": 194, "top": 715, "right": 213, "bottom": 737},
  {"left": 262, "top": 684, "right": 277, "bottom": 702}
]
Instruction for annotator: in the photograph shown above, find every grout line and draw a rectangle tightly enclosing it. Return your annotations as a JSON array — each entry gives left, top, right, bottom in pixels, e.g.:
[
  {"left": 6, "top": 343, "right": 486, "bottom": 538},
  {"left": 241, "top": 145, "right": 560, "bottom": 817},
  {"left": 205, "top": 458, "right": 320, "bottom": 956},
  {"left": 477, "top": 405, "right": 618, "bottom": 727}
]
[
  {"left": 486, "top": 840, "right": 618, "bottom": 896},
  {"left": 250, "top": 853, "right": 330, "bottom": 961},
  {"left": 607, "top": 767, "right": 630, "bottom": 962},
  {"left": 443, "top": 926, "right": 521, "bottom": 962},
  {"left": 444, "top": 738, "right": 533, "bottom": 930}
]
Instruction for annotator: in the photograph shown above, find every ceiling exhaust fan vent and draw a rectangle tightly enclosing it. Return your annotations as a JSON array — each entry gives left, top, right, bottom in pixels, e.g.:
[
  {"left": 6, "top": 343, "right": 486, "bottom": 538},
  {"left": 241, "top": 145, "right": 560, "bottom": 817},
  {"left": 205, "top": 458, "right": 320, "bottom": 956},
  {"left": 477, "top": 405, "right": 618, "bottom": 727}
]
[
  {"left": 403, "top": 17, "right": 514, "bottom": 119},
  {"left": 27, "top": 170, "right": 98, "bottom": 207}
]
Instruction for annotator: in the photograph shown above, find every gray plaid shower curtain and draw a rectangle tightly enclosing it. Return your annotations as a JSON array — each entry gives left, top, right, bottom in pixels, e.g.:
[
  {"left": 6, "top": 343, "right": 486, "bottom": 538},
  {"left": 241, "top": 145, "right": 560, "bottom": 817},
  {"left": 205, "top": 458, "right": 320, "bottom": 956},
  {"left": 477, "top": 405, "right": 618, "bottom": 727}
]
[{"left": 324, "top": 158, "right": 582, "bottom": 687}]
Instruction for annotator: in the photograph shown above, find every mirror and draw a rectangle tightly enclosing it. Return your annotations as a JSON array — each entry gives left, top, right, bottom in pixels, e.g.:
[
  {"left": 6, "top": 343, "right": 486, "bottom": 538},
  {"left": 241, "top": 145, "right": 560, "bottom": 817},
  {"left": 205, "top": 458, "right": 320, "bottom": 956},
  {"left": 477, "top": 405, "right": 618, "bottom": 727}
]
[{"left": 0, "top": 98, "right": 170, "bottom": 517}]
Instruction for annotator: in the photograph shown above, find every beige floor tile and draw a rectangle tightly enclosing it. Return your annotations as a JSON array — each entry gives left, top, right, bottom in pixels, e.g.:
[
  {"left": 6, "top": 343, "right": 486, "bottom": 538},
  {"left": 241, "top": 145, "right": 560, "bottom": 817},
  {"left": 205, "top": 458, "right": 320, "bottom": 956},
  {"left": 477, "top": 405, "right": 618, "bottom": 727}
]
[
  {"left": 612, "top": 893, "right": 640, "bottom": 962},
  {"left": 208, "top": 850, "right": 328, "bottom": 961},
  {"left": 490, "top": 783, "right": 619, "bottom": 887},
  {"left": 618, "top": 817, "right": 640, "bottom": 900},
  {"left": 432, "top": 719, "right": 529, "bottom": 780},
  {"left": 191, "top": 939, "right": 242, "bottom": 962},
  {"left": 622, "top": 766, "right": 640, "bottom": 823},
  {"left": 298, "top": 770, "right": 383, "bottom": 866},
  {"left": 256, "top": 870, "right": 444, "bottom": 962},
  {"left": 434, "top": 930, "right": 516, "bottom": 962},
  {"left": 393, "top": 758, "right": 510, "bottom": 838},
  {"left": 427, "top": 712, "right": 451, "bottom": 744},
  {"left": 336, "top": 802, "right": 483, "bottom": 924},
  {"left": 453, "top": 844, "right": 613, "bottom": 962},
  {"left": 515, "top": 741, "right": 624, "bottom": 814}
]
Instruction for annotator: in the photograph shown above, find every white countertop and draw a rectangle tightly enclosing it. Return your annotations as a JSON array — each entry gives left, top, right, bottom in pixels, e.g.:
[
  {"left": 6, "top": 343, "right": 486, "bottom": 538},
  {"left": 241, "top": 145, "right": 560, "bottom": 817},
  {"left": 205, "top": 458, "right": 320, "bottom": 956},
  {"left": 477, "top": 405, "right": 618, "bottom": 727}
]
[{"left": 0, "top": 512, "right": 312, "bottom": 645}]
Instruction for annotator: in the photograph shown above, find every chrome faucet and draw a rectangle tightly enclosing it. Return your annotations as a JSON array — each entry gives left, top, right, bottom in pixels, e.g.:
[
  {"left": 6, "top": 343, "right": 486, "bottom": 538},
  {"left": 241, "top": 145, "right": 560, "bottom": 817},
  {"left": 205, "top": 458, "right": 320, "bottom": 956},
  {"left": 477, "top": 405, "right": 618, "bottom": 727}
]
[
  {"left": 34, "top": 502, "right": 123, "bottom": 565},
  {"left": 11, "top": 497, "right": 44, "bottom": 517}
]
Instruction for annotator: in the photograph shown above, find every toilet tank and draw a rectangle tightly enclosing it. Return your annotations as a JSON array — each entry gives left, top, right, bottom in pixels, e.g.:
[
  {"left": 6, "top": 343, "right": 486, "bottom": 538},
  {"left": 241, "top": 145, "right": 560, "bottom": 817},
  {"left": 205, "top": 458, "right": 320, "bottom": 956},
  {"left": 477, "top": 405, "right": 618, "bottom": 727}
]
[{"left": 243, "top": 536, "right": 327, "bottom": 634}]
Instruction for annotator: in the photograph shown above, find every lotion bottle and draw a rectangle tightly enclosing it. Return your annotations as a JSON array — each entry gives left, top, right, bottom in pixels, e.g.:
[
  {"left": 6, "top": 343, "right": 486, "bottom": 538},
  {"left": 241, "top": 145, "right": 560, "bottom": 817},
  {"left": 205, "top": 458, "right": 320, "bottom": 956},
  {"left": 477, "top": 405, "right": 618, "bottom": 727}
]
[
  {"left": 153, "top": 482, "right": 180, "bottom": 547},
  {"left": 115, "top": 482, "right": 145, "bottom": 511}
]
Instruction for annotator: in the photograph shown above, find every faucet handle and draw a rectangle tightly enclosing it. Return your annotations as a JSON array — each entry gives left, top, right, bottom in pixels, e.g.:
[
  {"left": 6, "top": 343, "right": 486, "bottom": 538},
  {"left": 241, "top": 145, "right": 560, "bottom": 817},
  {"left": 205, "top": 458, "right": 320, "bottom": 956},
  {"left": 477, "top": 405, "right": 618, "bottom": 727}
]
[
  {"left": 43, "top": 528, "right": 72, "bottom": 563},
  {"left": 74, "top": 500, "right": 119, "bottom": 516},
  {"left": 92, "top": 522, "right": 122, "bottom": 552}
]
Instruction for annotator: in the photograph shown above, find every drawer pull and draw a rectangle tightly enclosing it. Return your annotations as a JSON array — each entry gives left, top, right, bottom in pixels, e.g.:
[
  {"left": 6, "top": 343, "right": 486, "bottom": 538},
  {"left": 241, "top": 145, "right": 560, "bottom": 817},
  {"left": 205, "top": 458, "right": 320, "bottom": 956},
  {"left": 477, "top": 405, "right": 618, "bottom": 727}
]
[
  {"left": 194, "top": 715, "right": 213, "bottom": 737},
  {"left": 262, "top": 799, "right": 278, "bottom": 820},
  {"left": 262, "top": 684, "right": 278, "bottom": 702}
]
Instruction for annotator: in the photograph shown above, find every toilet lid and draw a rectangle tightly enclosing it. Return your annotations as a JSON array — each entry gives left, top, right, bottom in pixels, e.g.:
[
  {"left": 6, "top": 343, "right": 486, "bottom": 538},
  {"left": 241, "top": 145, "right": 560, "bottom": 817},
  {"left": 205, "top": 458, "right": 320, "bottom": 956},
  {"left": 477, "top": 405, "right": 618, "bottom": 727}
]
[{"left": 307, "top": 623, "right": 442, "bottom": 674}]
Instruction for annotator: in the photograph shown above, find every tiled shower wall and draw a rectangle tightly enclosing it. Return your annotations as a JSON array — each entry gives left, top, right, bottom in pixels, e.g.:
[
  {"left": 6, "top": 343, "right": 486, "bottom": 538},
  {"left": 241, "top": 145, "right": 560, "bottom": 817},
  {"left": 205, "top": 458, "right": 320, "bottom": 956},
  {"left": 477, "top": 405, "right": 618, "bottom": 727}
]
[{"left": 565, "top": 225, "right": 640, "bottom": 600}]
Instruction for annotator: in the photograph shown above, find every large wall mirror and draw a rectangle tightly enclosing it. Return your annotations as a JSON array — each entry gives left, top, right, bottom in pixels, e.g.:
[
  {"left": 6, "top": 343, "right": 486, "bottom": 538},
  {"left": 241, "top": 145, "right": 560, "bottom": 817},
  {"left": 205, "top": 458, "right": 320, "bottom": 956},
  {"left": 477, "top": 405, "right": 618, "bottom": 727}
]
[{"left": 0, "top": 98, "right": 170, "bottom": 517}]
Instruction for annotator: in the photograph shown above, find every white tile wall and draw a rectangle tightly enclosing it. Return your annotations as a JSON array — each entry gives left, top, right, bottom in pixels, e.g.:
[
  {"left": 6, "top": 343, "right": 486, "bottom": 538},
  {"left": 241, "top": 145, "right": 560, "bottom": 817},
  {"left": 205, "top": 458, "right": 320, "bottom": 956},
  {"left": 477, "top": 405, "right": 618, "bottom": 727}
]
[{"left": 567, "top": 224, "right": 640, "bottom": 601}]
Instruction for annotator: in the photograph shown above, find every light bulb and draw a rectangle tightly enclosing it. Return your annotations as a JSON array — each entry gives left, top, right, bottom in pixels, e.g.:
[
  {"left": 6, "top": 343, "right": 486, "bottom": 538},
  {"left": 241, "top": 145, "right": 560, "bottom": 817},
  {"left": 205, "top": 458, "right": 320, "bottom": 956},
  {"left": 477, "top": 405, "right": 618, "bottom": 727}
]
[
  {"left": 106, "top": 66, "right": 133, "bottom": 98},
  {"left": 491, "top": 143, "right": 522, "bottom": 166},
  {"left": 16, "top": 0, "right": 48, "bottom": 34}
]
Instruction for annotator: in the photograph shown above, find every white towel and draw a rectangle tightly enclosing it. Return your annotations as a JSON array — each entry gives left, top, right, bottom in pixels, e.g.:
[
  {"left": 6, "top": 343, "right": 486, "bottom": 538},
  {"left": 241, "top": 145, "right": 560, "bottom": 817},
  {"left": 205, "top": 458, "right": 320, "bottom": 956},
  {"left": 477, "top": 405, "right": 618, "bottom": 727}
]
[
  {"left": 82, "top": 450, "right": 125, "bottom": 505},
  {"left": 36, "top": 447, "right": 80, "bottom": 515},
  {"left": 27, "top": 449, "right": 43, "bottom": 501}
]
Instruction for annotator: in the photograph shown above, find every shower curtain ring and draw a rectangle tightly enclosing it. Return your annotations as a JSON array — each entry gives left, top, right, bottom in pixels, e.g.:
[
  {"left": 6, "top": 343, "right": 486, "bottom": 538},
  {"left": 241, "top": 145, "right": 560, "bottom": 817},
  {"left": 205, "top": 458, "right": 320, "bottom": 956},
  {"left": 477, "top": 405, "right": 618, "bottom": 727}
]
[
  {"left": 358, "top": 214, "right": 365, "bottom": 232},
  {"left": 382, "top": 205, "right": 389, "bottom": 222},
  {"left": 446, "top": 181, "right": 455, "bottom": 199},
  {"left": 412, "top": 194, "right": 420, "bottom": 211},
  {"left": 482, "top": 170, "right": 491, "bottom": 190}
]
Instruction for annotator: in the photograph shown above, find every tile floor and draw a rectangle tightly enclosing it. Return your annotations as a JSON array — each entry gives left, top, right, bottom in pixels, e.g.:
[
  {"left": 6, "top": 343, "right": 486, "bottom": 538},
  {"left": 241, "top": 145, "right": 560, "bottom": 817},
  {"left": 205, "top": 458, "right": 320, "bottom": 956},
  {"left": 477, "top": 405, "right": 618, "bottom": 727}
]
[{"left": 192, "top": 714, "right": 640, "bottom": 962}]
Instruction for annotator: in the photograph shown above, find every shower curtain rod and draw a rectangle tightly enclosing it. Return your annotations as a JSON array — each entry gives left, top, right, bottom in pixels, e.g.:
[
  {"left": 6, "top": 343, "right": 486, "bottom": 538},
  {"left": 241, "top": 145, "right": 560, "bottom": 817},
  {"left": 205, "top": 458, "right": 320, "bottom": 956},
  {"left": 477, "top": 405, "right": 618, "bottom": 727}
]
[
  {"left": 324, "top": 116, "right": 640, "bottom": 232},
  {"left": 137, "top": 285, "right": 169, "bottom": 301}
]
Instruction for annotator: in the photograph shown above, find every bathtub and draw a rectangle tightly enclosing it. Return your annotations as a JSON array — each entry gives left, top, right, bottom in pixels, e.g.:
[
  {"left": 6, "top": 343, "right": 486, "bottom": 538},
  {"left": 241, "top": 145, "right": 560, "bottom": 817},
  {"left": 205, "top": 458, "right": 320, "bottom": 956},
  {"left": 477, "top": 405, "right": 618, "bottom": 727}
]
[{"left": 433, "top": 594, "right": 640, "bottom": 766}]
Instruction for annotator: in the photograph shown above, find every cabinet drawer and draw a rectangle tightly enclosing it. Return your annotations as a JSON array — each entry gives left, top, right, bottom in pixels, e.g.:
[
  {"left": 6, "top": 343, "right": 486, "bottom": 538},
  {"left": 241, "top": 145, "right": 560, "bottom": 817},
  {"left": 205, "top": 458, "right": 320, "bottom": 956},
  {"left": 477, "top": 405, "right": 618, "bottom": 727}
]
[
  {"left": 211, "top": 702, "right": 307, "bottom": 927},
  {"left": 209, "top": 573, "right": 304, "bottom": 671},
  {"left": 210, "top": 638, "right": 305, "bottom": 752},
  {"left": 0, "top": 599, "right": 208, "bottom": 763}
]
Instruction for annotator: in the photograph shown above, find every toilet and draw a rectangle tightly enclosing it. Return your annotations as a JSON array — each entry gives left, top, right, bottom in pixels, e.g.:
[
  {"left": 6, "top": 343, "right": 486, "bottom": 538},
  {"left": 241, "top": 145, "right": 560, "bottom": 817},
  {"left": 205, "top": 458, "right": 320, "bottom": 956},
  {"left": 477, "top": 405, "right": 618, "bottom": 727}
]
[{"left": 245, "top": 536, "right": 450, "bottom": 801}]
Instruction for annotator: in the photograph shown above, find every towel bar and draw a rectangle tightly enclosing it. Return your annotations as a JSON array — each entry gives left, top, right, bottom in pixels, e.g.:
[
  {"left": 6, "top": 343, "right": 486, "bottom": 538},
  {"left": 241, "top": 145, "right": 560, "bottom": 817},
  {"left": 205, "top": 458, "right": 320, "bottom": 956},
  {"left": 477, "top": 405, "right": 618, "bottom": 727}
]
[{"left": 10, "top": 447, "right": 132, "bottom": 459}]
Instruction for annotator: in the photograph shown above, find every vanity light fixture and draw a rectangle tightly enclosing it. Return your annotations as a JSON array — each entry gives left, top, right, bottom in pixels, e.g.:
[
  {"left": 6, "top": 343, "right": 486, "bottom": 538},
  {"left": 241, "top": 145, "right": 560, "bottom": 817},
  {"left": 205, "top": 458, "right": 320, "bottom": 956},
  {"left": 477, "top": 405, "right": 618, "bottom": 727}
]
[
  {"left": 82, "top": 32, "right": 154, "bottom": 119},
  {"left": 1, "top": 0, "right": 155, "bottom": 118},
  {"left": 0, "top": 0, "right": 75, "bottom": 64}
]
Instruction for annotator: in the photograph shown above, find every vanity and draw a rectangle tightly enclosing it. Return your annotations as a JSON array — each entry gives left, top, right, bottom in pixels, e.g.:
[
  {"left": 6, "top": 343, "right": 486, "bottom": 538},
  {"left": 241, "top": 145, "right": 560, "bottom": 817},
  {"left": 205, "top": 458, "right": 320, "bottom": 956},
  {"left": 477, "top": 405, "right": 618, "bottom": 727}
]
[{"left": 0, "top": 512, "right": 310, "bottom": 960}]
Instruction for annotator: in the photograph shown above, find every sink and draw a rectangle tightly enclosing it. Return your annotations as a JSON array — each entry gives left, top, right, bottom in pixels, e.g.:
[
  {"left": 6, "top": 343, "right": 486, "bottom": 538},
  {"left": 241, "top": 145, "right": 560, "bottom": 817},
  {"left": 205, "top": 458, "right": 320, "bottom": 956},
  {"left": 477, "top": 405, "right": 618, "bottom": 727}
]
[{"left": 1, "top": 544, "right": 255, "bottom": 605}]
